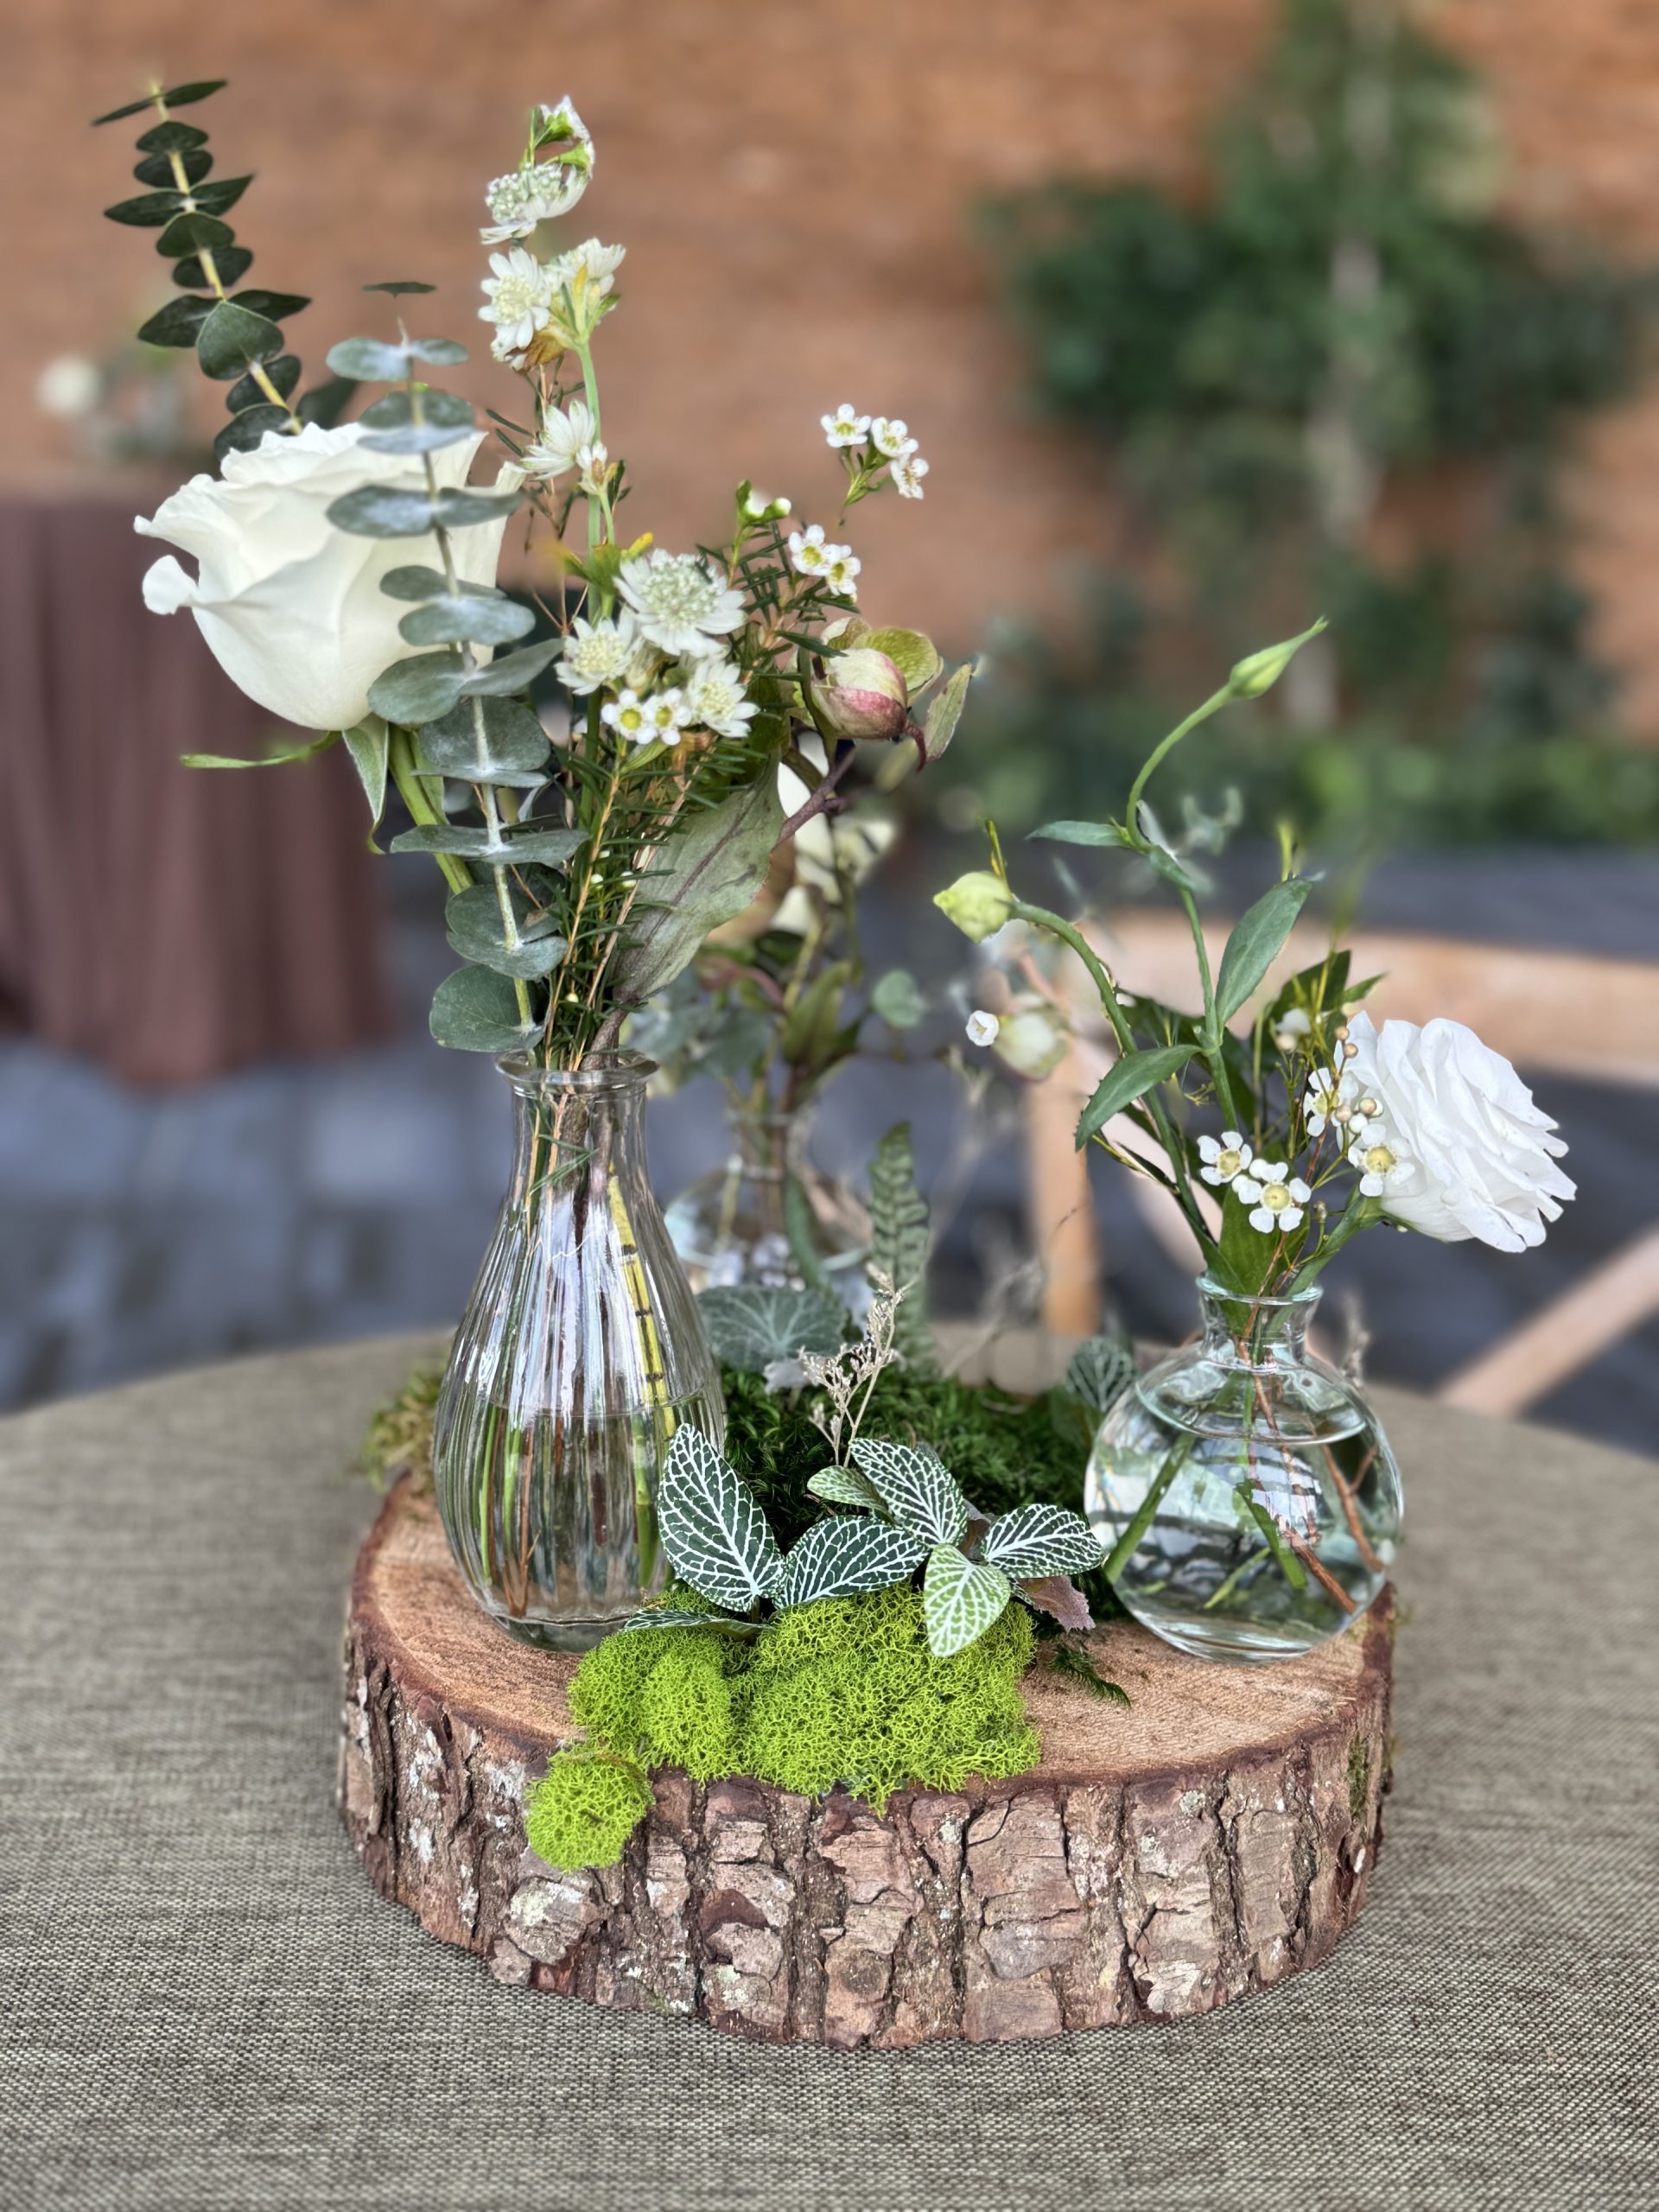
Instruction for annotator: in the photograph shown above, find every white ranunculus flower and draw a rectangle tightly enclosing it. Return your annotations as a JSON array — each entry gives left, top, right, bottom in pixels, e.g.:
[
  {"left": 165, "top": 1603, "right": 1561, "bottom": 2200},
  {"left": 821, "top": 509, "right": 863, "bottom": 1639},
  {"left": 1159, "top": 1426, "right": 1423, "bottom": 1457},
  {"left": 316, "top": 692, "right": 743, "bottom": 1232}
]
[
  {"left": 1344, "top": 1010, "right": 1574, "bottom": 1251},
  {"left": 135, "top": 423, "right": 518, "bottom": 732}
]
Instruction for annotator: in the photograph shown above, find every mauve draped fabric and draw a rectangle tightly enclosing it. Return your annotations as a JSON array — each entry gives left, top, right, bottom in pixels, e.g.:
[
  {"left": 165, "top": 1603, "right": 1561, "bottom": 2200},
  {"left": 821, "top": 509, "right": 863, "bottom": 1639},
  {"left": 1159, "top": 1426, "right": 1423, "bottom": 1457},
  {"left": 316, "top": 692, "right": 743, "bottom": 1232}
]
[{"left": 0, "top": 497, "right": 391, "bottom": 1084}]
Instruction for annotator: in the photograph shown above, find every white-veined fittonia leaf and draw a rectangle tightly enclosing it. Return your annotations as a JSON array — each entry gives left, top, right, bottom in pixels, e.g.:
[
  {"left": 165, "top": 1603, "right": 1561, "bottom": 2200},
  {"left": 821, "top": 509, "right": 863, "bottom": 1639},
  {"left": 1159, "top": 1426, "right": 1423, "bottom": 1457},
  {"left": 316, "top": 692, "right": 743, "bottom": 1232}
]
[
  {"left": 922, "top": 1545, "right": 1012, "bottom": 1657},
  {"left": 981, "top": 1502, "right": 1106, "bottom": 1579},
  {"left": 656, "top": 1427, "right": 785, "bottom": 1613},
  {"left": 805, "top": 1465, "right": 885, "bottom": 1510},
  {"left": 849, "top": 1439, "right": 969, "bottom": 1547},
  {"left": 775, "top": 1516, "right": 928, "bottom": 1610},
  {"left": 616, "top": 1608, "right": 760, "bottom": 1637}
]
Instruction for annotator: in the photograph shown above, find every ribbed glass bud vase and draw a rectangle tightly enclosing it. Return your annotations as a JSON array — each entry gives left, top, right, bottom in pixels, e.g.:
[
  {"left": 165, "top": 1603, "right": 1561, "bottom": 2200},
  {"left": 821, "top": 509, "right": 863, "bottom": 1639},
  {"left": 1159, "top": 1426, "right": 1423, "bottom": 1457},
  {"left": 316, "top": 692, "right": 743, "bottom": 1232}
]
[
  {"left": 1084, "top": 1275, "right": 1402, "bottom": 1665},
  {"left": 432, "top": 1052, "right": 724, "bottom": 1651}
]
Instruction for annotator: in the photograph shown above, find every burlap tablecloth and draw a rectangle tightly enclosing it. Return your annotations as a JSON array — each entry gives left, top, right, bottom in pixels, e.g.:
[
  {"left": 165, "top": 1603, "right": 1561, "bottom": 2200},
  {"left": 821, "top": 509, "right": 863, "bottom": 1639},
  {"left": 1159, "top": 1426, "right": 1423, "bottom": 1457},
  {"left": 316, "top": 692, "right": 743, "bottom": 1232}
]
[{"left": 3, "top": 1334, "right": 1655, "bottom": 2211}]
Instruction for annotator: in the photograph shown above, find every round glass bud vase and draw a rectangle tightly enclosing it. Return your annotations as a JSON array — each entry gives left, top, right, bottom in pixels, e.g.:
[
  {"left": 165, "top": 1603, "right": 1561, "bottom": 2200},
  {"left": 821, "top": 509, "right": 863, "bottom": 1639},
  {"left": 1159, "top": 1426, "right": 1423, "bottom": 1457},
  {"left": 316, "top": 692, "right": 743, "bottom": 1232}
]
[
  {"left": 1084, "top": 1276, "right": 1402, "bottom": 1665},
  {"left": 664, "top": 1098, "right": 869, "bottom": 1302},
  {"left": 432, "top": 1053, "right": 725, "bottom": 1653}
]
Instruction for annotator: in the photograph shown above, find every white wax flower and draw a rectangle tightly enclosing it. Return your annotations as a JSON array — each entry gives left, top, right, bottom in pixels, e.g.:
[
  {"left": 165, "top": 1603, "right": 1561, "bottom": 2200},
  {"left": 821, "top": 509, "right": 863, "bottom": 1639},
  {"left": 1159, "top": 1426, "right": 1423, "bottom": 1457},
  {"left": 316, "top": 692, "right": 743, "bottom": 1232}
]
[
  {"left": 558, "top": 609, "right": 639, "bottom": 695},
  {"left": 135, "top": 423, "right": 516, "bottom": 733},
  {"left": 822, "top": 404, "right": 870, "bottom": 448},
  {"left": 479, "top": 247, "right": 553, "bottom": 354},
  {"left": 1233, "top": 1161, "right": 1311, "bottom": 1236},
  {"left": 1304, "top": 1066, "right": 1361, "bottom": 1138},
  {"left": 965, "top": 1010, "right": 1000, "bottom": 1047},
  {"left": 617, "top": 550, "right": 745, "bottom": 657},
  {"left": 890, "top": 451, "right": 929, "bottom": 499},
  {"left": 638, "top": 688, "right": 690, "bottom": 741},
  {"left": 786, "top": 524, "right": 834, "bottom": 576},
  {"left": 869, "top": 416, "right": 911, "bottom": 458},
  {"left": 1343, "top": 1011, "right": 1574, "bottom": 1250},
  {"left": 1198, "top": 1130, "right": 1254, "bottom": 1187},
  {"left": 1348, "top": 1128, "right": 1417, "bottom": 1202},
  {"left": 822, "top": 549, "right": 861, "bottom": 599},
  {"left": 601, "top": 689, "right": 654, "bottom": 745}
]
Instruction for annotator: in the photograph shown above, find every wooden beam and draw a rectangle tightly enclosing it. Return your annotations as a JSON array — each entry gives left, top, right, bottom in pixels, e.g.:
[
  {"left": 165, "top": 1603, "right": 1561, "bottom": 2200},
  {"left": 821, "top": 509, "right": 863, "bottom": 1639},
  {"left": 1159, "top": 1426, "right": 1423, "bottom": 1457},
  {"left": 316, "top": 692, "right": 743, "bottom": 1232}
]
[{"left": 1437, "top": 1229, "right": 1659, "bottom": 1419}]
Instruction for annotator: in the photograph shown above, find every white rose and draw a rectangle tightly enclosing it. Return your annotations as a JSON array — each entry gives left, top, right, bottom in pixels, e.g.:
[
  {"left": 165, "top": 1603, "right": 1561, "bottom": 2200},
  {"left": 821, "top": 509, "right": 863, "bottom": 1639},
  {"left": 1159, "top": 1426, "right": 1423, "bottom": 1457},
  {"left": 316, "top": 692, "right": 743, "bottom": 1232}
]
[
  {"left": 135, "top": 422, "right": 519, "bottom": 732},
  {"left": 769, "top": 753, "right": 896, "bottom": 934},
  {"left": 1344, "top": 1010, "right": 1573, "bottom": 1251}
]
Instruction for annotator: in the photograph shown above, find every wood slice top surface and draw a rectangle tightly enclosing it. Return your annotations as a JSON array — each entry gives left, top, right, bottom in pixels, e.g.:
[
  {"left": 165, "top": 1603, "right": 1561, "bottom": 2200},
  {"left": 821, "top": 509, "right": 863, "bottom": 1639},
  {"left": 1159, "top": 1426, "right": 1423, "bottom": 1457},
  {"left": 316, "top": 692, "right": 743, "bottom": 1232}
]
[{"left": 356, "top": 1483, "right": 1393, "bottom": 1789}]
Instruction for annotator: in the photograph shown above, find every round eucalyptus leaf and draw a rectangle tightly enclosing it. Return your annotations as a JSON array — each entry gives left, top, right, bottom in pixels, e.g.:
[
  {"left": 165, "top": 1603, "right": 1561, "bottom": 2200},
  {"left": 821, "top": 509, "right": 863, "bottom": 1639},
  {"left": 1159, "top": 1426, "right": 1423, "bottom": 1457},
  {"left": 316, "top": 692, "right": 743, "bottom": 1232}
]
[
  {"left": 327, "top": 487, "right": 447, "bottom": 538},
  {"left": 325, "top": 336, "right": 414, "bottom": 382},
  {"left": 431, "top": 487, "right": 521, "bottom": 531},
  {"left": 445, "top": 883, "right": 568, "bottom": 979},
  {"left": 195, "top": 300, "right": 284, "bottom": 381},
  {"left": 297, "top": 375, "right": 356, "bottom": 429},
  {"left": 359, "top": 389, "right": 474, "bottom": 431},
  {"left": 173, "top": 245, "right": 252, "bottom": 289},
  {"left": 405, "top": 337, "right": 468, "bottom": 365},
  {"left": 230, "top": 288, "right": 310, "bottom": 323},
  {"left": 227, "top": 354, "right": 299, "bottom": 410},
  {"left": 365, "top": 652, "right": 467, "bottom": 724},
  {"left": 155, "top": 211, "right": 234, "bottom": 257},
  {"left": 378, "top": 565, "right": 452, "bottom": 601},
  {"left": 213, "top": 404, "right": 293, "bottom": 461},
  {"left": 93, "top": 79, "right": 226, "bottom": 124},
  {"left": 415, "top": 696, "right": 551, "bottom": 780},
  {"left": 136, "top": 119, "right": 209, "bottom": 154},
  {"left": 399, "top": 594, "right": 536, "bottom": 647},
  {"left": 188, "top": 175, "right": 251, "bottom": 217},
  {"left": 359, "top": 420, "right": 476, "bottom": 456},
  {"left": 429, "top": 966, "right": 542, "bottom": 1054},
  {"left": 457, "top": 638, "right": 560, "bottom": 697},
  {"left": 134, "top": 147, "right": 211, "bottom": 188},
  {"left": 364, "top": 279, "right": 437, "bottom": 296},
  {"left": 137, "top": 294, "right": 213, "bottom": 349},
  {"left": 392, "top": 819, "right": 585, "bottom": 866}
]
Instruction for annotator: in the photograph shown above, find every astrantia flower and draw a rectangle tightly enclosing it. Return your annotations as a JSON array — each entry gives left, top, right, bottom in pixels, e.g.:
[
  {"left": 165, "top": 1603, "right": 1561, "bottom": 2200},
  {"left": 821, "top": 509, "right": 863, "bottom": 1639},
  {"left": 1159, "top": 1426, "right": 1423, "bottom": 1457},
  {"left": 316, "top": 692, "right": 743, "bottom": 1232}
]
[
  {"left": 550, "top": 237, "right": 626, "bottom": 296},
  {"left": 787, "top": 524, "right": 833, "bottom": 577},
  {"left": 522, "top": 398, "right": 599, "bottom": 481},
  {"left": 558, "top": 610, "right": 639, "bottom": 696},
  {"left": 1198, "top": 1130, "right": 1254, "bottom": 1188},
  {"left": 479, "top": 248, "right": 553, "bottom": 355},
  {"left": 966, "top": 1010, "right": 1000, "bottom": 1047},
  {"left": 601, "top": 689, "right": 655, "bottom": 745},
  {"left": 1233, "top": 1161, "right": 1311, "bottom": 1236},
  {"left": 822, "top": 549, "right": 861, "bottom": 598},
  {"left": 890, "top": 450, "right": 930, "bottom": 500},
  {"left": 1349, "top": 1129, "right": 1418, "bottom": 1202},
  {"left": 869, "top": 416, "right": 911, "bottom": 458},
  {"left": 480, "top": 100, "right": 594, "bottom": 243},
  {"left": 617, "top": 550, "right": 746, "bottom": 657},
  {"left": 681, "top": 658, "right": 758, "bottom": 740},
  {"left": 576, "top": 442, "right": 610, "bottom": 495},
  {"left": 822, "top": 404, "right": 871, "bottom": 448},
  {"left": 1343, "top": 1010, "right": 1574, "bottom": 1250}
]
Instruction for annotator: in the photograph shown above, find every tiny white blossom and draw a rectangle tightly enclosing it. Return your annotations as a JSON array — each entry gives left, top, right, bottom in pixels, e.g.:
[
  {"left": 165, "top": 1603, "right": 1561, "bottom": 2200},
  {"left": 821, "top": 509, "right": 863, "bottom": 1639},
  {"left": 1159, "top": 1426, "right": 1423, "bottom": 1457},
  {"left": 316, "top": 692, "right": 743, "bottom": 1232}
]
[
  {"left": 522, "top": 397, "right": 599, "bottom": 481},
  {"left": 787, "top": 524, "right": 833, "bottom": 576},
  {"left": 823, "top": 549, "right": 861, "bottom": 598},
  {"left": 558, "top": 610, "right": 639, "bottom": 696},
  {"left": 890, "top": 449, "right": 930, "bottom": 500},
  {"left": 869, "top": 416, "right": 911, "bottom": 458},
  {"left": 1198, "top": 1130, "right": 1254, "bottom": 1188},
  {"left": 617, "top": 549, "right": 746, "bottom": 657},
  {"left": 681, "top": 658, "right": 758, "bottom": 739},
  {"left": 601, "top": 689, "right": 658, "bottom": 745},
  {"left": 742, "top": 488, "right": 791, "bottom": 520},
  {"left": 1274, "top": 1006, "right": 1313, "bottom": 1053},
  {"left": 479, "top": 247, "right": 553, "bottom": 353},
  {"left": 1304, "top": 1067, "right": 1361, "bottom": 1139},
  {"left": 1349, "top": 1129, "right": 1417, "bottom": 1200},
  {"left": 966, "top": 1010, "right": 1000, "bottom": 1047},
  {"left": 638, "top": 688, "right": 690, "bottom": 741},
  {"left": 576, "top": 442, "right": 609, "bottom": 494},
  {"left": 822, "top": 403, "right": 871, "bottom": 448},
  {"left": 1233, "top": 1162, "right": 1312, "bottom": 1236}
]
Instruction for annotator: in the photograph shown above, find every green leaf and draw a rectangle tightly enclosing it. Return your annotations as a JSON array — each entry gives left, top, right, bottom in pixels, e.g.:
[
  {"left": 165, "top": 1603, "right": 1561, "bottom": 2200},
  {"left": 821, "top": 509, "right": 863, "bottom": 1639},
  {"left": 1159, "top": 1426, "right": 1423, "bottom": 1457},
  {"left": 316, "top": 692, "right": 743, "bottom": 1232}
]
[
  {"left": 1233, "top": 1484, "right": 1308, "bottom": 1591},
  {"left": 805, "top": 1465, "right": 885, "bottom": 1510},
  {"left": 444, "top": 882, "right": 566, "bottom": 979},
  {"left": 1076, "top": 1044, "right": 1194, "bottom": 1145},
  {"left": 297, "top": 375, "right": 357, "bottom": 430},
  {"left": 1029, "top": 820, "right": 1133, "bottom": 849},
  {"left": 230, "top": 287, "right": 309, "bottom": 322},
  {"left": 136, "top": 295, "right": 212, "bottom": 348},
  {"left": 610, "top": 777, "right": 786, "bottom": 1007},
  {"left": 695, "top": 1285, "right": 846, "bottom": 1370},
  {"left": 776, "top": 1516, "right": 928, "bottom": 1609},
  {"left": 457, "top": 637, "right": 560, "bottom": 696},
  {"left": 366, "top": 653, "right": 467, "bottom": 725},
  {"left": 860, "top": 626, "right": 942, "bottom": 691},
  {"left": 982, "top": 1503, "right": 1104, "bottom": 1578},
  {"left": 226, "top": 354, "right": 299, "bottom": 410},
  {"left": 213, "top": 405, "right": 292, "bottom": 461},
  {"left": 327, "top": 485, "right": 521, "bottom": 539},
  {"left": 849, "top": 1440, "right": 969, "bottom": 1547},
  {"left": 414, "top": 696, "right": 550, "bottom": 783},
  {"left": 378, "top": 563, "right": 456, "bottom": 601},
  {"left": 134, "top": 147, "right": 211, "bottom": 188},
  {"left": 181, "top": 729, "right": 337, "bottom": 771},
  {"left": 360, "top": 419, "right": 477, "bottom": 457},
  {"left": 657, "top": 1427, "right": 785, "bottom": 1612},
  {"left": 1047, "top": 1643, "right": 1130, "bottom": 1704},
  {"left": 1213, "top": 879, "right": 1313, "bottom": 1027},
  {"left": 92, "top": 79, "right": 226, "bottom": 124},
  {"left": 341, "top": 716, "right": 389, "bottom": 830},
  {"left": 1064, "top": 1332, "right": 1136, "bottom": 1414},
  {"left": 187, "top": 176, "right": 251, "bottom": 217},
  {"left": 324, "top": 336, "right": 416, "bottom": 382},
  {"left": 135, "top": 120, "right": 209, "bottom": 153},
  {"left": 360, "top": 389, "right": 475, "bottom": 433},
  {"left": 195, "top": 300, "right": 283, "bottom": 380},
  {"left": 399, "top": 594, "right": 536, "bottom": 648},
  {"left": 105, "top": 188, "right": 188, "bottom": 226},
  {"left": 919, "top": 657, "right": 976, "bottom": 764},
  {"left": 871, "top": 968, "right": 925, "bottom": 1029},
  {"left": 616, "top": 1608, "right": 759, "bottom": 1637},
  {"left": 155, "top": 211, "right": 234, "bottom": 258},
  {"left": 922, "top": 1546, "right": 1012, "bottom": 1657},
  {"left": 391, "top": 819, "right": 586, "bottom": 867},
  {"left": 173, "top": 245, "right": 252, "bottom": 289},
  {"left": 364, "top": 279, "right": 437, "bottom": 296},
  {"left": 427, "top": 966, "right": 540, "bottom": 1053},
  {"left": 865, "top": 1122, "right": 933, "bottom": 1368}
]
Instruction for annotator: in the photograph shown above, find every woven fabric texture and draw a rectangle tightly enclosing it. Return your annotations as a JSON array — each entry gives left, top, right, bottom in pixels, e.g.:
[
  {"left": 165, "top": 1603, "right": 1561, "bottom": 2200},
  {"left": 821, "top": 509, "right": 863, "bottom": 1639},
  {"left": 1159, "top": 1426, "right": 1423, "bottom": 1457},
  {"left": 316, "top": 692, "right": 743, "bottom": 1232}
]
[{"left": 2, "top": 1334, "right": 1656, "bottom": 2212}]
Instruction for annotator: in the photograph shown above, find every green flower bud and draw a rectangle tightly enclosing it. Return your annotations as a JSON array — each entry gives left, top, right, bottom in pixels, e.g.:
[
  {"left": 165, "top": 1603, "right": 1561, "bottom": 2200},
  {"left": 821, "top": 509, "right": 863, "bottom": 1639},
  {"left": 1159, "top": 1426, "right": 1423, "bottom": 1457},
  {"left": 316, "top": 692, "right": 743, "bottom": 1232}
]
[
  {"left": 1228, "top": 617, "right": 1327, "bottom": 700},
  {"left": 992, "top": 1007, "right": 1069, "bottom": 1080},
  {"left": 934, "top": 870, "right": 1013, "bottom": 942}
]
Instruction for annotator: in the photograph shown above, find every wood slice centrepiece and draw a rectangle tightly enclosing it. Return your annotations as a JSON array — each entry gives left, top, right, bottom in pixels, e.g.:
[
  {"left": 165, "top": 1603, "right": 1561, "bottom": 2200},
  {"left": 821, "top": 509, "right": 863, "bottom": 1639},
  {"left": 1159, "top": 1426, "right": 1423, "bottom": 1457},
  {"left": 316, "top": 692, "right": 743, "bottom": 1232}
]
[{"left": 339, "top": 1480, "right": 1393, "bottom": 2048}]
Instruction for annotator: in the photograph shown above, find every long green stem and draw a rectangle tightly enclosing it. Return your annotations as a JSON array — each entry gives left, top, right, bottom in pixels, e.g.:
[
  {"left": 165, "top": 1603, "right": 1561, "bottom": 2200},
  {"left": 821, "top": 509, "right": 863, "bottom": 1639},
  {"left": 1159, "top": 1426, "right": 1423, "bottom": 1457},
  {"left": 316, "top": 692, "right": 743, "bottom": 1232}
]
[
  {"left": 1103, "top": 1432, "right": 1194, "bottom": 1582},
  {"left": 387, "top": 726, "right": 469, "bottom": 895},
  {"left": 1123, "top": 683, "right": 1234, "bottom": 831}
]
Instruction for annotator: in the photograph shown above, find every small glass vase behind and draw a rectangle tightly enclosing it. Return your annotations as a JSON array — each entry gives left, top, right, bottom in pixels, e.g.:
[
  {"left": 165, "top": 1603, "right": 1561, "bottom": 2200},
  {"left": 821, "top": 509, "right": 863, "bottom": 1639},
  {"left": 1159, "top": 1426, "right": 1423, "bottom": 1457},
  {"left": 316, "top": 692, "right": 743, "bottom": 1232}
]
[
  {"left": 665, "top": 1096, "right": 868, "bottom": 1302},
  {"left": 1084, "top": 1276, "right": 1402, "bottom": 1665},
  {"left": 432, "top": 1052, "right": 725, "bottom": 1653}
]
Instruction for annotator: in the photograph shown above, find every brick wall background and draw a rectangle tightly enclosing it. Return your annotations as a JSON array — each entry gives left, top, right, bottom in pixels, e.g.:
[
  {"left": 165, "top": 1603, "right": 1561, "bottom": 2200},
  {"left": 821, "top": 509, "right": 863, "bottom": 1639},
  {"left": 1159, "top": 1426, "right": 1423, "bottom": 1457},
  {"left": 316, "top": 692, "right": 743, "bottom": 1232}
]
[{"left": 16, "top": 0, "right": 1659, "bottom": 724}]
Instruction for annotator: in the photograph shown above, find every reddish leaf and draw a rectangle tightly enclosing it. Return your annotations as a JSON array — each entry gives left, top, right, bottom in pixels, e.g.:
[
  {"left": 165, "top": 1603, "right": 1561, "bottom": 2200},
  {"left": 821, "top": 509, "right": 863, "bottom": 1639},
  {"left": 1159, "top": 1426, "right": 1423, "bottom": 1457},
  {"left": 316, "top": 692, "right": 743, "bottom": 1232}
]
[{"left": 1019, "top": 1574, "right": 1094, "bottom": 1633}]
